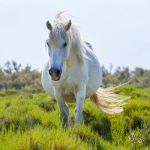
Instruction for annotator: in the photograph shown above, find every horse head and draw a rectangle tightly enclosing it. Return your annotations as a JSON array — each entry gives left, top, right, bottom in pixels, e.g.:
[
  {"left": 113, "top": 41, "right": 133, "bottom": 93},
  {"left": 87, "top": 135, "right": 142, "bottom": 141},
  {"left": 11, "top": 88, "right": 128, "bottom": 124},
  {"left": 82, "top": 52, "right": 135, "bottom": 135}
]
[{"left": 46, "top": 20, "right": 72, "bottom": 81}]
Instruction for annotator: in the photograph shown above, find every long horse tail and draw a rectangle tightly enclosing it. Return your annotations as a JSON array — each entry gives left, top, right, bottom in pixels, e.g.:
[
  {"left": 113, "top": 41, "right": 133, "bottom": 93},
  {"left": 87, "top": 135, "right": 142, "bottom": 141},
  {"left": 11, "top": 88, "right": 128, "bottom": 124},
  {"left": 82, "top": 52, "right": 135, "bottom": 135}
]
[{"left": 90, "top": 82, "right": 130, "bottom": 114}]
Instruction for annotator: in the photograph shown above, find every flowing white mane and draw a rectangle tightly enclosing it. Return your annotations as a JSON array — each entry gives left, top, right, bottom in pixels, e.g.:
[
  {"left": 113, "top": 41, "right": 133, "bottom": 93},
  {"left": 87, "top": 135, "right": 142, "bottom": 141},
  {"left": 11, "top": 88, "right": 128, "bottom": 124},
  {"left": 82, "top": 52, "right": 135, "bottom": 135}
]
[{"left": 47, "top": 10, "right": 90, "bottom": 62}]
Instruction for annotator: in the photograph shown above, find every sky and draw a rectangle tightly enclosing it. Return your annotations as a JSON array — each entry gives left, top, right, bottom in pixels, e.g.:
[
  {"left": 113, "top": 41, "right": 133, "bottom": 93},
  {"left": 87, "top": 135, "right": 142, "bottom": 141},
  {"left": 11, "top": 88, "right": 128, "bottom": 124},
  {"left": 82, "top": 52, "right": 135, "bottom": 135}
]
[{"left": 0, "top": 0, "right": 150, "bottom": 72}]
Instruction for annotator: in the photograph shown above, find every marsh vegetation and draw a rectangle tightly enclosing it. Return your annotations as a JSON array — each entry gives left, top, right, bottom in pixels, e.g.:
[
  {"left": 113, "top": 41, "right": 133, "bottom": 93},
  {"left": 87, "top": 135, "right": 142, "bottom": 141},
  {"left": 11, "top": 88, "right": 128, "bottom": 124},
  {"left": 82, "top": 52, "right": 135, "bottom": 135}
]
[{"left": 0, "top": 86, "right": 150, "bottom": 149}]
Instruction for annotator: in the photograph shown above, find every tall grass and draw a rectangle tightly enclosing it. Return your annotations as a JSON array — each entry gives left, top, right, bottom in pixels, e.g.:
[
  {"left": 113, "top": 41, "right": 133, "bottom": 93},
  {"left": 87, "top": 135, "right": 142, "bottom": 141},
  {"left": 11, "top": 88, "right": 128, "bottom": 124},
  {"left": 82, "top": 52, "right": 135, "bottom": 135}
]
[{"left": 0, "top": 86, "right": 150, "bottom": 149}]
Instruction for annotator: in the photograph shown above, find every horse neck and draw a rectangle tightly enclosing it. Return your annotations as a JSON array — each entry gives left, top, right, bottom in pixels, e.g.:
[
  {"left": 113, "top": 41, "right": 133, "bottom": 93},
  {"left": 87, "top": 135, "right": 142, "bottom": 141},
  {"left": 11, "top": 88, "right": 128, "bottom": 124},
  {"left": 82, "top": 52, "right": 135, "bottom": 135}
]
[{"left": 65, "top": 44, "right": 83, "bottom": 70}]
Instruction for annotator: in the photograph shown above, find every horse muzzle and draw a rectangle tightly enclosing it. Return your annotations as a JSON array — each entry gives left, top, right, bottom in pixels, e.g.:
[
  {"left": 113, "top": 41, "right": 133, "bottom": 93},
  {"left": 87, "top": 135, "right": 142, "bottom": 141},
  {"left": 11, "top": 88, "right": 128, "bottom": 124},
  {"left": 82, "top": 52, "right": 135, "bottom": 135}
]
[{"left": 49, "top": 68, "right": 61, "bottom": 81}]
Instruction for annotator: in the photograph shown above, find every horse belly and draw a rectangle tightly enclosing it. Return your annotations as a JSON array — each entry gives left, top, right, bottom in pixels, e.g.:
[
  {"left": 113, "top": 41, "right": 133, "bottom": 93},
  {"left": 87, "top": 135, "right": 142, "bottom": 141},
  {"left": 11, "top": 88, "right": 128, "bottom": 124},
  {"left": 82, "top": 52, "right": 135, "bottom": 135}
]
[
  {"left": 85, "top": 58, "right": 102, "bottom": 99},
  {"left": 86, "top": 70, "right": 102, "bottom": 99},
  {"left": 64, "top": 86, "right": 98, "bottom": 102},
  {"left": 64, "top": 95, "right": 76, "bottom": 103},
  {"left": 63, "top": 82, "right": 76, "bottom": 103}
]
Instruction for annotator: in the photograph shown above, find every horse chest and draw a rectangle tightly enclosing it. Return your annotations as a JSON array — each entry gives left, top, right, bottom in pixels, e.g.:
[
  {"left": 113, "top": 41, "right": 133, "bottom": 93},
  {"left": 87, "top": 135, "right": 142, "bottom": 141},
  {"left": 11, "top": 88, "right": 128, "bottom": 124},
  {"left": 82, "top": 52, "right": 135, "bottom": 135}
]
[{"left": 63, "top": 77, "right": 76, "bottom": 95}]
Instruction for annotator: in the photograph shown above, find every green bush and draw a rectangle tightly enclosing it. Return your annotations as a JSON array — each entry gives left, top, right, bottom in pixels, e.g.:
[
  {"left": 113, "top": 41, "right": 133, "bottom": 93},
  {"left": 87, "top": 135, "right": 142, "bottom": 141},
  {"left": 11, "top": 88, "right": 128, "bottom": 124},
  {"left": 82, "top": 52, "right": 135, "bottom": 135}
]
[
  {"left": 36, "top": 87, "right": 44, "bottom": 93},
  {"left": 39, "top": 100, "right": 55, "bottom": 112},
  {"left": 130, "top": 91, "right": 141, "bottom": 99},
  {"left": 26, "top": 88, "right": 36, "bottom": 93},
  {"left": 26, "top": 87, "right": 44, "bottom": 93},
  {"left": 5, "top": 89, "right": 19, "bottom": 95},
  {"left": 0, "top": 92, "right": 6, "bottom": 97},
  {"left": 27, "top": 94, "right": 33, "bottom": 99}
]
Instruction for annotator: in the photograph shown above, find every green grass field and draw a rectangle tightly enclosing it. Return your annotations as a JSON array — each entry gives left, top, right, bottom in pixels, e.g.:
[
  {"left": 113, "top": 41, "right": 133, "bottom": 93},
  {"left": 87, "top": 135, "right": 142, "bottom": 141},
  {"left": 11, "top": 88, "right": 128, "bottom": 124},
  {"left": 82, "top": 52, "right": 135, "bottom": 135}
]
[{"left": 0, "top": 86, "right": 150, "bottom": 150}]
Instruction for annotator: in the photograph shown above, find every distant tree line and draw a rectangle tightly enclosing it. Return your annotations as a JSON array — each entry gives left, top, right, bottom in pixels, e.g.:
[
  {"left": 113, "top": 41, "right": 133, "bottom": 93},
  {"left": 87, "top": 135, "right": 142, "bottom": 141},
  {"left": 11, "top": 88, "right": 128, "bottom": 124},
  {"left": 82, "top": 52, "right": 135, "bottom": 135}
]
[
  {"left": 101, "top": 65, "right": 150, "bottom": 88},
  {"left": 0, "top": 61, "right": 150, "bottom": 91},
  {"left": 0, "top": 61, "right": 41, "bottom": 91}
]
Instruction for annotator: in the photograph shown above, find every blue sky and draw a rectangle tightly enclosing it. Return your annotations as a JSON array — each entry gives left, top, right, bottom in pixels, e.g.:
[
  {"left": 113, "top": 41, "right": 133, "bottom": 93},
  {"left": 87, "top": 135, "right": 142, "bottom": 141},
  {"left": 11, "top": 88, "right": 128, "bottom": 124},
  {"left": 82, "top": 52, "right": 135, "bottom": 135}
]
[{"left": 0, "top": 0, "right": 150, "bottom": 72}]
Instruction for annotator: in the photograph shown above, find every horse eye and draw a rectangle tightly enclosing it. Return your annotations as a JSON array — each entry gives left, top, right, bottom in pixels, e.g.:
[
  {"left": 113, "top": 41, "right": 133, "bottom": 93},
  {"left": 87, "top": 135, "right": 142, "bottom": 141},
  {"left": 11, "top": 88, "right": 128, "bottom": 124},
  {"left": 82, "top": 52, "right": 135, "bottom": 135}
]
[
  {"left": 47, "top": 42, "right": 49, "bottom": 47},
  {"left": 64, "top": 42, "right": 67, "bottom": 47}
]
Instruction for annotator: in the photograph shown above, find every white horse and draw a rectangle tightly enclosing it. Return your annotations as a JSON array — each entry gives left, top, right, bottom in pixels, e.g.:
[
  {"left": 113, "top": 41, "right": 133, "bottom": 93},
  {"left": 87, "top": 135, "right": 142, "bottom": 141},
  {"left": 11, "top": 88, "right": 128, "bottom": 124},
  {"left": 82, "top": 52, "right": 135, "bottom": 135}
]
[{"left": 42, "top": 10, "right": 126, "bottom": 127}]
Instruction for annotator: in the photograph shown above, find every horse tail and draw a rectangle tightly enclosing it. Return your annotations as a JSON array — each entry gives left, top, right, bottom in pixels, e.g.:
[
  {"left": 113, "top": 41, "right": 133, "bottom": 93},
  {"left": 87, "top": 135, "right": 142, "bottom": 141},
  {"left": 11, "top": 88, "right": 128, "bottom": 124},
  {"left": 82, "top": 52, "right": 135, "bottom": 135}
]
[{"left": 90, "top": 83, "right": 130, "bottom": 114}]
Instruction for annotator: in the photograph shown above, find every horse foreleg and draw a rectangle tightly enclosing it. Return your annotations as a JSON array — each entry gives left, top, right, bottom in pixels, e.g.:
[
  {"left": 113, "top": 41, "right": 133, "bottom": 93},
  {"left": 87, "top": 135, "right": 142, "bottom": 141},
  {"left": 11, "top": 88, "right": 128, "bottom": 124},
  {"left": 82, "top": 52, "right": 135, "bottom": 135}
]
[
  {"left": 75, "top": 86, "right": 86, "bottom": 124},
  {"left": 54, "top": 89, "right": 69, "bottom": 128}
]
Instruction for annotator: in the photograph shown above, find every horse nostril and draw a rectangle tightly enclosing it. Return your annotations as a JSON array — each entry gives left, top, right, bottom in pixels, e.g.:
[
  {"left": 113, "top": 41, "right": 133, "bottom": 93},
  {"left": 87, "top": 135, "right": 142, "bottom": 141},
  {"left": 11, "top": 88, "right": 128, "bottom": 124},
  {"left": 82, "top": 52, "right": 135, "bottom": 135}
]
[
  {"left": 49, "top": 68, "right": 60, "bottom": 77},
  {"left": 49, "top": 69, "right": 52, "bottom": 75},
  {"left": 56, "top": 70, "right": 60, "bottom": 76}
]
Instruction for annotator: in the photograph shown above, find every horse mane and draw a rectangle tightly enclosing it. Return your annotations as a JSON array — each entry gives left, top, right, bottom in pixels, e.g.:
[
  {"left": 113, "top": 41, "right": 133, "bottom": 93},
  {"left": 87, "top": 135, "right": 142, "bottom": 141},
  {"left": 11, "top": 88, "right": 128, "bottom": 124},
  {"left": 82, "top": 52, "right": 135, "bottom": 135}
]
[{"left": 52, "top": 10, "right": 90, "bottom": 63}]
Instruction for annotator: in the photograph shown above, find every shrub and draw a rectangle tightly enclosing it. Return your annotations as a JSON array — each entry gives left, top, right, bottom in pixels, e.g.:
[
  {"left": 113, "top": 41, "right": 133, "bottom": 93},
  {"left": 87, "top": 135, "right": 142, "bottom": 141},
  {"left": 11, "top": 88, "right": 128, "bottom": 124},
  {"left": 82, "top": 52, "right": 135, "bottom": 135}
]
[
  {"left": 127, "top": 120, "right": 150, "bottom": 149},
  {"left": 132, "top": 115, "right": 143, "bottom": 130},
  {"left": 0, "top": 92, "right": 6, "bottom": 97},
  {"left": 5, "top": 89, "right": 19, "bottom": 95},
  {"left": 26, "top": 88, "right": 36, "bottom": 93},
  {"left": 36, "top": 87, "right": 44, "bottom": 93},
  {"left": 5, "top": 102, "right": 10, "bottom": 108},
  {"left": 26, "top": 87, "right": 44, "bottom": 93},
  {"left": 39, "top": 93, "right": 47, "bottom": 98},
  {"left": 130, "top": 91, "right": 141, "bottom": 99},
  {"left": 27, "top": 94, "right": 33, "bottom": 99},
  {"left": 137, "top": 85, "right": 144, "bottom": 89},
  {"left": 39, "top": 100, "right": 55, "bottom": 112}
]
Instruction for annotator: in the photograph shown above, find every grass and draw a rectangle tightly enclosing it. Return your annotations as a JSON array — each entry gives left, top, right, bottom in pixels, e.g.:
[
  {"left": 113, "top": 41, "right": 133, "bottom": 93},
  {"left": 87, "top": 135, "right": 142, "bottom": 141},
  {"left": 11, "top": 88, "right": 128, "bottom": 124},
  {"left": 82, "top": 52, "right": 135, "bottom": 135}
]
[{"left": 0, "top": 86, "right": 150, "bottom": 149}]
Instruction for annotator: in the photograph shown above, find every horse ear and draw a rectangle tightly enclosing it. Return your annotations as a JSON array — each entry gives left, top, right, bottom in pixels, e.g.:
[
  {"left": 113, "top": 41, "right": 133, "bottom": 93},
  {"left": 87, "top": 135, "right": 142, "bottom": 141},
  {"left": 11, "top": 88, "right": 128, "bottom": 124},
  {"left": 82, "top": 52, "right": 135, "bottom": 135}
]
[
  {"left": 46, "top": 21, "right": 52, "bottom": 31},
  {"left": 65, "top": 20, "right": 71, "bottom": 31}
]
